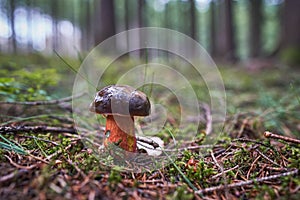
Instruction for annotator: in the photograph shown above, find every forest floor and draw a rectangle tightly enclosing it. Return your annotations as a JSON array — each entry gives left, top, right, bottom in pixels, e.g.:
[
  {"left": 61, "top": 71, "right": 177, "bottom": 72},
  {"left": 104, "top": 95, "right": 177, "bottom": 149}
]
[{"left": 0, "top": 54, "right": 299, "bottom": 199}]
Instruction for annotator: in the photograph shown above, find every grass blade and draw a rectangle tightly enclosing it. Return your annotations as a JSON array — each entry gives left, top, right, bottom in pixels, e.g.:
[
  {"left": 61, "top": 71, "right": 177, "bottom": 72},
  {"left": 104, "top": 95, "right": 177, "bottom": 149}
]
[{"left": 0, "top": 134, "right": 27, "bottom": 155}]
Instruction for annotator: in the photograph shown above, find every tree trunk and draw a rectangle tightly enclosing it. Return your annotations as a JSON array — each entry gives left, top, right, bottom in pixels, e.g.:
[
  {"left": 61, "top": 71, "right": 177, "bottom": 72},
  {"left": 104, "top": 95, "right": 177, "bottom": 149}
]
[
  {"left": 94, "top": 0, "right": 116, "bottom": 44},
  {"left": 125, "top": 0, "right": 130, "bottom": 50},
  {"left": 190, "top": 0, "right": 197, "bottom": 40},
  {"left": 9, "top": 0, "right": 16, "bottom": 53},
  {"left": 216, "top": 0, "right": 236, "bottom": 61},
  {"left": 281, "top": 0, "right": 300, "bottom": 49},
  {"left": 138, "top": 0, "right": 145, "bottom": 28},
  {"left": 210, "top": 0, "right": 216, "bottom": 57},
  {"left": 26, "top": 0, "right": 32, "bottom": 52},
  {"left": 125, "top": 0, "right": 130, "bottom": 30},
  {"left": 280, "top": 0, "right": 300, "bottom": 65},
  {"left": 138, "top": 0, "right": 146, "bottom": 58},
  {"left": 164, "top": 2, "right": 169, "bottom": 28},
  {"left": 80, "top": 0, "right": 91, "bottom": 51},
  {"left": 249, "top": 0, "right": 262, "bottom": 58},
  {"left": 51, "top": 0, "right": 58, "bottom": 50}
]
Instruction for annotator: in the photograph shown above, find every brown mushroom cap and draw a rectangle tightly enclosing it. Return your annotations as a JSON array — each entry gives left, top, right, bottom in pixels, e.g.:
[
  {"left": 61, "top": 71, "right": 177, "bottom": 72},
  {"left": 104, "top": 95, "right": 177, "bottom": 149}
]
[{"left": 89, "top": 85, "right": 150, "bottom": 116}]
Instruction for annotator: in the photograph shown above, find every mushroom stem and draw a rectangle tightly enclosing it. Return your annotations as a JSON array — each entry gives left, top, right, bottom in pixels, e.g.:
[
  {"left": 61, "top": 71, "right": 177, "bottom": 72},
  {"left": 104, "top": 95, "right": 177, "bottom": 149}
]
[{"left": 104, "top": 115, "right": 137, "bottom": 152}]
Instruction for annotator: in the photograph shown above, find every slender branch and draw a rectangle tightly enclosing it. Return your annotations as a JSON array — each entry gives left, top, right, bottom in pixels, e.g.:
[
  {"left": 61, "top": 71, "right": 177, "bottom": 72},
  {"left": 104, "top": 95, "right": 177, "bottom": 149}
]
[
  {"left": 210, "top": 149, "right": 229, "bottom": 198},
  {"left": 5, "top": 155, "right": 37, "bottom": 169},
  {"left": 136, "top": 136, "right": 160, "bottom": 148},
  {"left": 211, "top": 165, "right": 239, "bottom": 179},
  {"left": 195, "top": 169, "right": 299, "bottom": 195},
  {"left": 0, "top": 125, "right": 77, "bottom": 134},
  {"left": 233, "top": 138, "right": 269, "bottom": 147},
  {"left": 211, "top": 150, "right": 224, "bottom": 176},
  {"left": 247, "top": 155, "right": 261, "bottom": 179},
  {"left": 0, "top": 169, "right": 28, "bottom": 183},
  {"left": 255, "top": 149, "right": 282, "bottom": 167},
  {"left": 0, "top": 92, "right": 85, "bottom": 106},
  {"left": 65, "top": 158, "right": 87, "bottom": 178},
  {"left": 47, "top": 144, "right": 72, "bottom": 160},
  {"left": 264, "top": 131, "right": 300, "bottom": 144}
]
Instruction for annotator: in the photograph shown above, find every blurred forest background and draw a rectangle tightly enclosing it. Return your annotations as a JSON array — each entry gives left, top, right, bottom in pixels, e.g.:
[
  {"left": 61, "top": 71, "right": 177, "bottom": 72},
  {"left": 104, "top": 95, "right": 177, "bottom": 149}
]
[
  {"left": 0, "top": 0, "right": 299, "bottom": 65},
  {"left": 0, "top": 1, "right": 300, "bottom": 199}
]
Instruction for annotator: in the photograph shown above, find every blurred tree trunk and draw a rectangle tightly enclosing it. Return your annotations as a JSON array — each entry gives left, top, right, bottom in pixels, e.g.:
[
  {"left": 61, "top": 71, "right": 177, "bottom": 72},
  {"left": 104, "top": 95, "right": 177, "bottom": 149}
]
[
  {"left": 9, "top": 0, "right": 16, "bottom": 53},
  {"left": 72, "top": 1, "right": 78, "bottom": 53},
  {"left": 164, "top": 2, "right": 170, "bottom": 61},
  {"left": 80, "top": 0, "right": 92, "bottom": 51},
  {"left": 138, "top": 0, "right": 145, "bottom": 27},
  {"left": 216, "top": 0, "right": 236, "bottom": 61},
  {"left": 138, "top": 0, "right": 145, "bottom": 57},
  {"left": 94, "top": 0, "right": 116, "bottom": 44},
  {"left": 178, "top": 1, "right": 189, "bottom": 36},
  {"left": 210, "top": 0, "right": 216, "bottom": 57},
  {"left": 249, "top": 0, "right": 262, "bottom": 58},
  {"left": 164, "top": 2, "right": 170, "bottom": 28},
  {"left": 281, "top": 0, "right": 300, "bottom": 48},
  {"left": 51, "top": 0, "right": 58, "bottom": 50},
  {"left": 280, "top": 0, "right": 300, "bottom": 65},
  {"left": 26, "top": 0, "right": 32, "bottom": 52},
  {"left": 190, "top": 0, "right": 197, "bottom": 40},
  {"left": 125, "top": 0, "right": 130, "bottom": 30},
  {"left": 124, "top": 0, "right": 130, "bottom": 50}
]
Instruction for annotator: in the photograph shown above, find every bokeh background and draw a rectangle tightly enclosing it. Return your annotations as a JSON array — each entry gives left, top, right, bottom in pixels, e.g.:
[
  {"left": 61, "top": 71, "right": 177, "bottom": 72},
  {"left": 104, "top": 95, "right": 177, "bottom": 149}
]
[{"left": 0, "top": 0, "right": 299, "bottom": 65}]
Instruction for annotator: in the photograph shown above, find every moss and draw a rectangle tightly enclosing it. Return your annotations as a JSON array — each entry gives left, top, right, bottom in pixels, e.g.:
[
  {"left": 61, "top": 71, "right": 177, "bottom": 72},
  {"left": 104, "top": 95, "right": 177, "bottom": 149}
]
[{"left": 166, "top": 185, "right": 194, "bottom": 200}]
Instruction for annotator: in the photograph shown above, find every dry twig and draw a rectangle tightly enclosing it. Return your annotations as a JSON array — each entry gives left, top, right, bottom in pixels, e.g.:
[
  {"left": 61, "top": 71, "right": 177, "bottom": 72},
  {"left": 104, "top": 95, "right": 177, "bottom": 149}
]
[
  {"left": 255, "top": 149, "right": 282, "bottom": 167},
  {"left": 264, "top": 131, "right": 300, "bottom": 144},
  {"left": 195, "top": 169, "right": 299, "bottom": 195},
  {"left": 0, "top": 125, "right": 77, "bottom": 134},
  {"left": 210, "top": 150, "right": 229, "bottom": 198},
  {"left": 233, "top": 138, "right": 269, "bottom": 148},
  {"left": 4, "top": 155, "right": 37, "bottom": 169},
  {"left": 136, "top": 136, "right": 160, "bottom": 148},
  {"left": 0, "top": 169, "right": 28, "bottom": 183},
  {"left": 211, "top": 165, "right": 239, "bottom": 179},
  {"left": 247, "top": 155, "right": 261, "bottom": 179},
  {"left": 65, "top": 158, "right": 87, "bottom": 178}
]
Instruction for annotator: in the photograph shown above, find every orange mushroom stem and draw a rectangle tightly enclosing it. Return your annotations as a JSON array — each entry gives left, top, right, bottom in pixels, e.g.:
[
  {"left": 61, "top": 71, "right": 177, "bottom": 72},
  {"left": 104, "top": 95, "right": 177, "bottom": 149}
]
[{"left": 104, "top": 115, "right": 137, "bottom": 152}]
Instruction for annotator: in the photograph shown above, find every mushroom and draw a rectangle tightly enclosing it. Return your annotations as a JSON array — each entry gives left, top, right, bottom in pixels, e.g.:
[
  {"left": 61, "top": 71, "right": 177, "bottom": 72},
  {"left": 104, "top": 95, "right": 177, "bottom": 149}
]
[{"left": 89, "top": 85, "right": 150, "bottom": 153}]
